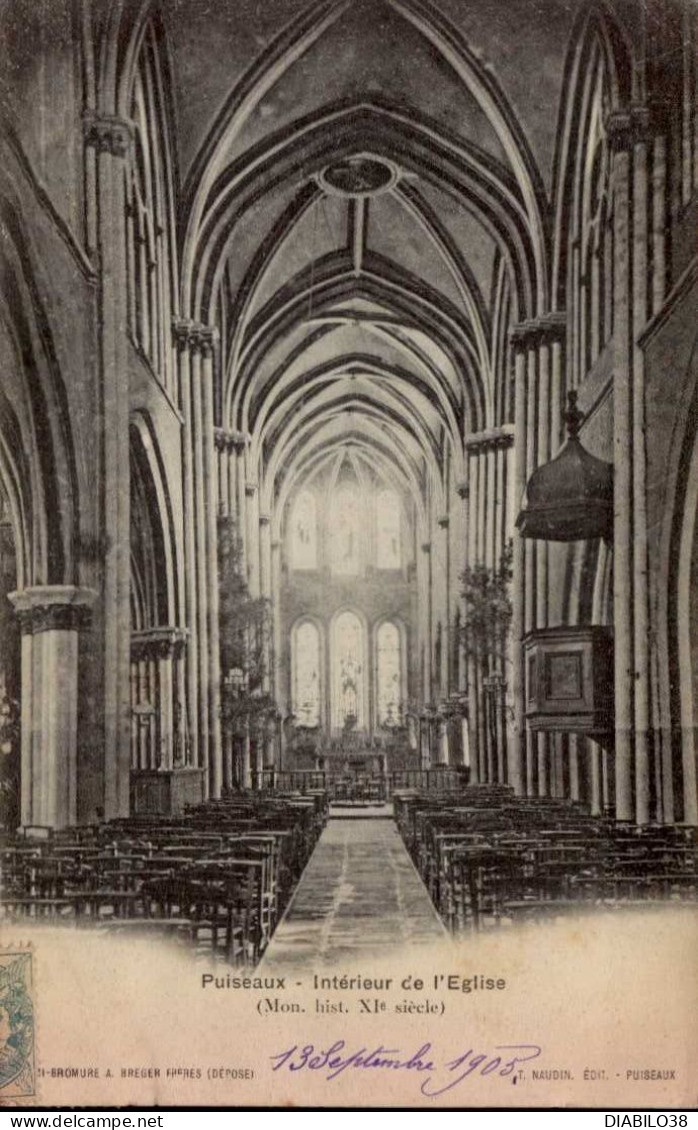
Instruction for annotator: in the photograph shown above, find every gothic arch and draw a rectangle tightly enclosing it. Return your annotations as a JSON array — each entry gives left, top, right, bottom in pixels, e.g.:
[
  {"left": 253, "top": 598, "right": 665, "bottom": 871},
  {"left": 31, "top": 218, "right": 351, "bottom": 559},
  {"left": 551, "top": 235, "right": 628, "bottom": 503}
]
[
  {"left": 550, "top": 3, "right": 634, "bottom": 312},
  {"left": 0, "top": 197, "right": 79, "bottom": 588},
  {"left": 664, "top": 337, "right": 698, "bottom": 825},
  {"left": 129, "top": 419, "right": 178, "bottom": 628}
]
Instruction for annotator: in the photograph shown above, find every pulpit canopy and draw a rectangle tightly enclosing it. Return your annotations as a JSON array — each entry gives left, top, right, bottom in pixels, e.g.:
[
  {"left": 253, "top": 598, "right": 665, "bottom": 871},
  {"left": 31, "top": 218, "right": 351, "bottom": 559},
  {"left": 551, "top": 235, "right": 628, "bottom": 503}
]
[{"left": 516, "top": 391, "right": 613, "bottom": 542}]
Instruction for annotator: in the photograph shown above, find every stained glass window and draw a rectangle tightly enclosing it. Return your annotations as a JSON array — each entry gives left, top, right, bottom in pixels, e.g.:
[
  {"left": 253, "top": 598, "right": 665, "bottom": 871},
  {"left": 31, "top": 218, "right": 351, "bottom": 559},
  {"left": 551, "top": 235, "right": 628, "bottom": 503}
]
[
  {"left": 330, "top": 485, "right": 361, "bottom": 575},
  {"left": 376, "top": 488, "right": 401, "bottom": 568},
  {"left": 293, "top": 620, "right": 321, "bottom": 727},
  {"left": 332, "top": 611, "right": 365, "bottom": 729},
  {"left": 291, "top": 490, "right": 317, "bottom": 570},
  {"left": 376, "top": 621, "right": 401, "bottom": 727}
]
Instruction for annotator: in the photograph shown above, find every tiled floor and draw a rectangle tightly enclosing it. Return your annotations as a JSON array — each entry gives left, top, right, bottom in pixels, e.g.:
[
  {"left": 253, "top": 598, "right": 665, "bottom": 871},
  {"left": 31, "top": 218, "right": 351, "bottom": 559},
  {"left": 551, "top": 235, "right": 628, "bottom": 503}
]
[{"left": 261, "top": 813, "right": 448, "bottom": 970}]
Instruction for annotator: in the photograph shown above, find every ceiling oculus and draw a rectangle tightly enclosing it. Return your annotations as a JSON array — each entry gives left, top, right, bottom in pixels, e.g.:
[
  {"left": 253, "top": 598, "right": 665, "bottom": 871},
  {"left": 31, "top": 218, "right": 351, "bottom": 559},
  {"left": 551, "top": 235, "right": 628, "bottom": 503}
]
[{"left": 318, "top": 154, "right": 398, "bottom": 197}]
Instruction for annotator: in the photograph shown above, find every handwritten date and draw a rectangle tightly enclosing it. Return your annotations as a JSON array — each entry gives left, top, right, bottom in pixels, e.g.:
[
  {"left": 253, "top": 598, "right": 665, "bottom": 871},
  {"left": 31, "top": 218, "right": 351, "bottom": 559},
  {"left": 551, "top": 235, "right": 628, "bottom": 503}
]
[{"left": 270, "top": 1039, "right": 542, "bottom": 1097}]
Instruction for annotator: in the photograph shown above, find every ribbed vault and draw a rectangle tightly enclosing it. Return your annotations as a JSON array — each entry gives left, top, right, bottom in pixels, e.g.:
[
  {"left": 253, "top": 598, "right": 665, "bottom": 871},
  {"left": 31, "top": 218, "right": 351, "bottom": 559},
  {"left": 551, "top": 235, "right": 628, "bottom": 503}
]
[{"left": 173, "top": 0, "right": 551, "bottom": 531}]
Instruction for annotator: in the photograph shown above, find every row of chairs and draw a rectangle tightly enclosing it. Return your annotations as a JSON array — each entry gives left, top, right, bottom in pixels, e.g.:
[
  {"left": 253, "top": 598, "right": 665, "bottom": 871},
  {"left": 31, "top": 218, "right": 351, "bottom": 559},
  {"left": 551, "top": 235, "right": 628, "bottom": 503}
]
[
  {"left": 394, "top": 786, "right": 698, "bottom": 932},
  {"left": 0, "top": 790, "right": 328, "bottom": 964}
]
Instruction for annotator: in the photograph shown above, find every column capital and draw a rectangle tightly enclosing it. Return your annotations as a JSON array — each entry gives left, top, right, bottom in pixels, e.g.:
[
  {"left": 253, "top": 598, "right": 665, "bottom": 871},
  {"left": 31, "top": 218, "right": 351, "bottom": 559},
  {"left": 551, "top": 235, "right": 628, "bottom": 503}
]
[
  {"left": 605, "top": 110, "right": 634, "bottom": 152},
  {"left": 537, "top": 311, "right": 567, "bottom": 344},
  {"left": 214, "top": 426, "right": 247, "bottom": 452},
  {"left": 8, "top": 586, "right": 98, "bottom": 634},
  {"left": 509, "top": 319, "right": 540, "bottom": 351},
  {"left": 456, "top": 480, "right": 469, "bottom": 500},
  {"left": 465, "top": 424, "right": 515, "bottom": 453},
  {"left": 84, "top": 114, "right": 134, "bottom": 158},
  {"left": 131, "top": 626, "right": 188, "bottom": 661},
  {"left": 421, "top": 541, "right": 431, "bottom": 554},
  {"left": 437, "top": 515, "right": 449, "bottom": 529},
  {"left": 172, "top": 318, "right": 197, "bottom": 352},
  {"left": 605, "top": 105, "right": 651, "bottom": 150},
  {"left": 259, "top": 514, "right": 271, "bottom": 527},
  {"left": 171, "top": 319, "right": 218, "bottom": 355},
  {"left": 510, "top": 314, "right": 566, "bottom": 350},
  {"left": 245, "top": 481, "right": 258, "bottom": 497},
  {"left": 191, "top": 324, "right": 218, "bottom": 357}
]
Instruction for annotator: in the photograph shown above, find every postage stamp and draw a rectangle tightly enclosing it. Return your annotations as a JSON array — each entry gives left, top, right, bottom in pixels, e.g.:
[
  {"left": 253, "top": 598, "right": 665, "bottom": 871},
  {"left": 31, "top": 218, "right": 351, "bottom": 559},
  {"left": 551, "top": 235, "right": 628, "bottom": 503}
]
[{"left": 0, "top": 950, "right": 35, "bottom": 1100}]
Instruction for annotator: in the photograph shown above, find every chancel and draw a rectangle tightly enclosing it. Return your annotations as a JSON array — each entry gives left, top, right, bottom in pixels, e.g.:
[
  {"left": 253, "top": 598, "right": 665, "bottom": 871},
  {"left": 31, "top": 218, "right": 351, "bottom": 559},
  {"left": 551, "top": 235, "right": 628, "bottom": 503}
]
[{"left": 0, "top": 0, "right": 696, "bottom": 965}]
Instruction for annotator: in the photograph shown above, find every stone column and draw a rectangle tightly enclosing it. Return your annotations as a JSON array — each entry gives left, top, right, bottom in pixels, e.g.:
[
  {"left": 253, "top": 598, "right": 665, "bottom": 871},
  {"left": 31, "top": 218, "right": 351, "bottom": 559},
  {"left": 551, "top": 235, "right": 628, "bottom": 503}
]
[
  {"left": 172, "top": 320, "right": 200, "bottom": 772},
  {"left": 271, "top": 537, "right": 284, "bottom": 733},
  {"left": 131, "top": 628, "right": 188, "bottom": 773},
  {"left": 651, "top": 132, "right": 667, "bottom": 315},
  {"left": 241, "top": 719, "right": 252, "bottom": 790},
  {"left": 214, "top": 429, "right": 231, "bottom": 518},
  {"left": 607, "top": 110, "right": 635, "bottom": 821},
  {"left": 419, "top": 712, "right": 430, "bottom": 770},
  {"left": 246, "top": 481, "right": 260, "bottom": 597},
  {"left": 259, "top": 514, "right": 272, "bottom": 696},
  {"left": 85, "top": 114, "right": 133, "bottom": 820},
  {"left": 455, "top": 481, "right": 469, "bottom": 696},
  {"left": 437, "top": 715, "right": 449, "bottom": 765},
  {"left": 198, "top": 326, "right": 223, "bottom": 800},
  {"left": 464, "top": 452, "right": 480, "bottom": 784},
  {"left": 263, "top": 713, "right": 276, "bottom": 772},
  {"left": 235, "top": 442, "right": 248, "bottom": 580},
  {"left": 511, "top": 322, "right": 541, "bottom": 796},
  {"left": 259, "top": 514, "right": 272, "bottom": 599},
  {"left": 509, "top": 326, "right": 528, "bottom": 796},
  {"left": 631, "top": 108, "right": 651, "bottom": 825},
  {"left": 420, "top": 541, "right": 432, "bottom": 704},
  {"left": 9, "top": 587, "right": 97, "bottom": 828},
  {"left": 189, "top": 331, "right": 210, "bottom": 794},
  {"left": 437, "top": 516, "right": 450, "bottom": 696}
]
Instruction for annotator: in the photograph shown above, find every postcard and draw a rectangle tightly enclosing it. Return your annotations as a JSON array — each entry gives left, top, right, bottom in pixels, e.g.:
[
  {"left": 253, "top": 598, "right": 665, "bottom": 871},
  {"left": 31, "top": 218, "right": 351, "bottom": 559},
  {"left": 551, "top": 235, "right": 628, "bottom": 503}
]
[{"left": 0, "top": 0, "right": 696, "bottom": 1111}]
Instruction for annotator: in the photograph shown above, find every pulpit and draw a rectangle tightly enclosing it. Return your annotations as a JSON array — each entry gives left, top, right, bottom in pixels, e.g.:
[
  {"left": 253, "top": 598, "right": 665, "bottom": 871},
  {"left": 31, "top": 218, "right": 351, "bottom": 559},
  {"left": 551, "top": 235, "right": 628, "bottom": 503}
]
[{"left": 523, "top": 625, "right": 614, "bottom": 741}]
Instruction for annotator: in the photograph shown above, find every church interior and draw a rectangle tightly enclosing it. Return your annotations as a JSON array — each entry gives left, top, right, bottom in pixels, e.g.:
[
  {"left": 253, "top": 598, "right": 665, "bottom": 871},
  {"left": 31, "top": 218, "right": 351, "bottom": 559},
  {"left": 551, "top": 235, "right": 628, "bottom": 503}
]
[{"left": 0, "top": 0, "right": 696, "bottom": 965}]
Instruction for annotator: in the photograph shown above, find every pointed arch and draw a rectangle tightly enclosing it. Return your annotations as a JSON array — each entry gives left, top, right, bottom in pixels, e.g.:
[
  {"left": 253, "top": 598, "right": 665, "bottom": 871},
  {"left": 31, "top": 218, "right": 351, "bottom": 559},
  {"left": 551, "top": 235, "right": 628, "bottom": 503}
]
[{"left": 550, "top": 3, "right": 634, "bottom": 312}]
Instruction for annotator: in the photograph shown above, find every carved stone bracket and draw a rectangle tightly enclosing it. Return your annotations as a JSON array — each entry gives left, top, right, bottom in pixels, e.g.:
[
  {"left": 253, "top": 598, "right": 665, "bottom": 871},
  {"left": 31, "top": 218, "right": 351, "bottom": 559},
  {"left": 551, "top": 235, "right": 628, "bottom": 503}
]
[{"left": 84, "top": 114, "right": 134, "bottom": 159}]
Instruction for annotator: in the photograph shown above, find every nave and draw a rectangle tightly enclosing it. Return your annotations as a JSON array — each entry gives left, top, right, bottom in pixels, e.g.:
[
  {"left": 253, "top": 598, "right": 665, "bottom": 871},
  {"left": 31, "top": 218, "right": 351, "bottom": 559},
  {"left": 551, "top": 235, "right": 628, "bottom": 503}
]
[
  {"left": 2, "top": 782, "right": 696, "bottom": 969},
  {"left": 0, "top": 0, "right": 697, "bottom": 983}
]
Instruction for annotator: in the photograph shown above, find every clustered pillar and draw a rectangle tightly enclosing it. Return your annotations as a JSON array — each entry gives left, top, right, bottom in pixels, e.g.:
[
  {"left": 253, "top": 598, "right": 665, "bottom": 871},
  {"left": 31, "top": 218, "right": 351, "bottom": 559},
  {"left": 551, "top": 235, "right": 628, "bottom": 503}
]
[
  {"left": 172, "top": 319, "right": 223, "bottom": 798},
  {"left": 85, "top": 115, "right": 133, "bottom": 821},
  {"left": 129, "top": 628, "right": 188, "bottom": 771},
  {"left": 462, "top": 425, "right": 515, "bottom": 790},
  {"left": 510, "top": 315, "right": 566, "bottom": 801}
]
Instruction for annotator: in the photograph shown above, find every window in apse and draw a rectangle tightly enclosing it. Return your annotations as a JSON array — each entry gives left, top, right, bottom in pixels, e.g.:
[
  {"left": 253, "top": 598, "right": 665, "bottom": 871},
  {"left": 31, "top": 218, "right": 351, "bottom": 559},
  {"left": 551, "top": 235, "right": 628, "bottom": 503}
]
[
  {"left": 333, "top": 611, "right": 365, "bottom": 729},
  {"left": 377, "top": 620, "right": 401, "bottom": 727},
  {"left": 293, "top": 621, "right": 321, "bottom": 727},
  {"left": 330, "top": 484, "right": 361, "bottom": 575},
  {"left": 376, "top": 488, "right": 401, "bottom": 568},
  {"left": 291, "top": 490, "right": 317, "bottom": 570}
]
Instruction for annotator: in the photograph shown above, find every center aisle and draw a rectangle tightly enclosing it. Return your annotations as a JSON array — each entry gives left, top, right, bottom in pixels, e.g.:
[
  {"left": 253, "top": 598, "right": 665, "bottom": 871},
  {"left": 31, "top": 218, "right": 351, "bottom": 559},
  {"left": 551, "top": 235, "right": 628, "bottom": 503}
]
[{"left": 261, "top": 805, "right": 449, "bottom": 970}]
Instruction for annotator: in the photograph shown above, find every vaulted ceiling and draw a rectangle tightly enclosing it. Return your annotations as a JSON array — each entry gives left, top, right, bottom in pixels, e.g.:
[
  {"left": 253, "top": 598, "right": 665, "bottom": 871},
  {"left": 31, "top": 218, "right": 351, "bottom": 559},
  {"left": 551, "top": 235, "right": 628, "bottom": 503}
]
[{"left": 163, "top": 0, "right": 583, "bottom": 525}]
